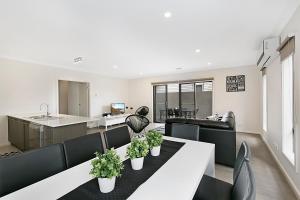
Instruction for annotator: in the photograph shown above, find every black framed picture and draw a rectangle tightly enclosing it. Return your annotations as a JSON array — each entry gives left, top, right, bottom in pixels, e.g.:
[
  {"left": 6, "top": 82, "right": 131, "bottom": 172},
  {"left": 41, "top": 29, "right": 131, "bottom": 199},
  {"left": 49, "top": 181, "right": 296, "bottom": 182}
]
[{"left": 226, "top": 75, "right": 245, "bottom": 92}]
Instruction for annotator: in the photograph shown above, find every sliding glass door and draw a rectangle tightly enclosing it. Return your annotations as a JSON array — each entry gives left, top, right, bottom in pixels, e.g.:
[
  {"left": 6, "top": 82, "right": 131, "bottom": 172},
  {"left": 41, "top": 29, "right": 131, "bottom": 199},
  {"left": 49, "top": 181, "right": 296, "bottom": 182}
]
[
  {"left": 167, "top": 84, "right": 180, "bottom": 117},
  {"left": 180, "top": 83, "right": 195, "bottom": 118},
  {"left": 153, "top": 85, "right": 167, "bottom": 123},
  {"left": 195, "top": 82, "right": 213, "bottom": 119},
  {"left": 153, "top": 80, "right": 213, "bottom": 123}
]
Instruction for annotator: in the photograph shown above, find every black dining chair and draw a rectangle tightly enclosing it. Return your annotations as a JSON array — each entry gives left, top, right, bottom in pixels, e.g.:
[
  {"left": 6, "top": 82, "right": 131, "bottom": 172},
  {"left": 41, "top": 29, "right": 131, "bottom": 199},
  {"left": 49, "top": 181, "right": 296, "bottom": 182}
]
[
  {"left": 125, "top": 114, "right": 150, "bottom": 138},
  {"left": 135, "top": 106, "right": 149, "bottom": 117},
  {"left": 171, "top": 123, "right": 200, "bottom": 141},
  {"left": 193, "top": 142, "right": 255, "bottom": 200},
  {"left": 174, "top": 108, "right": 181, "bottom": 117},
  {"left": 63, "top": 133, "right": 104, "bottom": 168},
  {"left": 167, "top": 108, "right": 174, "bottom": 118},
  {"left": 0, "top": 144, "right": 66, "bottom": 197},
  {"left": 104, "top": 126, "right": 131, "bottom": 149},
  {"left": 234, "top": 141, "right": 251, "bottom": 181}
]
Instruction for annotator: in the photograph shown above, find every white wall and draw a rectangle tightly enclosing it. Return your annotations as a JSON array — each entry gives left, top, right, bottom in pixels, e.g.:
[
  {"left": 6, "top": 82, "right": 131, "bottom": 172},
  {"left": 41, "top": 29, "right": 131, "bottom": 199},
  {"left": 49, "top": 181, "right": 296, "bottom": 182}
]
[
  {"left": 128, "top": 65, "right": 261, "bottom": 134},
  {"left": 263, "top": 5, "right": 300, "bottom": 194},
  {"left": 0, "top": 58, "right": 129, "bottom": 146}
]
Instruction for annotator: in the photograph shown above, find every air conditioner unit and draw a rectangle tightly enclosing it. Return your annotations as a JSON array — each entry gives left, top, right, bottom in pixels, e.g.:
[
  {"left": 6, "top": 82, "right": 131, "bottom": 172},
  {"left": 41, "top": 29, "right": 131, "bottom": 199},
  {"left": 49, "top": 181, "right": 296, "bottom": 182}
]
[{"left": 257, "top": 37, "right": 280, "bottom": 69}]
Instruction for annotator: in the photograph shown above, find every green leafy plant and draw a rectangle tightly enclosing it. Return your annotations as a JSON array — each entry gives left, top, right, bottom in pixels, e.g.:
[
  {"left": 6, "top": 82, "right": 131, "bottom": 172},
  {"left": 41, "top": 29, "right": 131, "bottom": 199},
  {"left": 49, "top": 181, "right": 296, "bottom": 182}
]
[
  {"left": 90, "top": 149, "right": 124, "bottom": 179},
  {"left": 146, "top": 130, "right": 163, "bottom": 148},
  {"left": 126, "top": 139, "right": 149, "bottom": 159}
]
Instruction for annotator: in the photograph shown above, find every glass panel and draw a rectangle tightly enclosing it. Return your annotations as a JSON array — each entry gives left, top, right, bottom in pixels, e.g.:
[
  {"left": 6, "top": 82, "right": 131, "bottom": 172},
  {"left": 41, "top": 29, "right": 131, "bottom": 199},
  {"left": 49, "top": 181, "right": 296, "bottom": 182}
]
[
  {"left": 154, "top": 85, "right": 167, "bottom": 123},
  {"left": 167, "top": 84, "right": 179, "bottom": 118},
  {"left": 282, "top": 55, "right": 294, "bottom": 164},
  {"left": 153, "top": 80, "right": 213, "bottom": 121},
  {"left": 180, "top": 83, "right": 195, "bottom": 118},
  {"left": 262, "top": 74, "right": 267, "bottom": 132},
  {"left": 195, "top": 82, "right": 213, "bottom": 119}
]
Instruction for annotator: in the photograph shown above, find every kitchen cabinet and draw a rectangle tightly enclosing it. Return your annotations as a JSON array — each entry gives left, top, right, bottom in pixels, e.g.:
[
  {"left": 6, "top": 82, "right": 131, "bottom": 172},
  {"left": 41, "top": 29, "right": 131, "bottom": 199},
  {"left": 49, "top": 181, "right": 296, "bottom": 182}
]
[
  {"left": 8, "top": 117, "right": 26, "bottom": 151},
  {"left": 8, "top": 116, "right": 87, "bottom": 151}
]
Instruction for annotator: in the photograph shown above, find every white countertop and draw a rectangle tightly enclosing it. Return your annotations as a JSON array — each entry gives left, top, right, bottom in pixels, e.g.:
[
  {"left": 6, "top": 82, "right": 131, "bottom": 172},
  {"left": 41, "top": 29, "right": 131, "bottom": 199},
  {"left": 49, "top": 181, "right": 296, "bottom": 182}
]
[{"left": 8, "top": 114, "right": 97, "bottom": 128}]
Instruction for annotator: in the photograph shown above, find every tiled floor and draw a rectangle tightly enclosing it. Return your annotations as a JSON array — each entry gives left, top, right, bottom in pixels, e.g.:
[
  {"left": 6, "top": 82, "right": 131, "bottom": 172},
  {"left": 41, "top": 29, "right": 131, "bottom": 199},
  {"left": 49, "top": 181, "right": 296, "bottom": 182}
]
[{"left": 0, "top": 128, "right": 297, "bottom": 199}]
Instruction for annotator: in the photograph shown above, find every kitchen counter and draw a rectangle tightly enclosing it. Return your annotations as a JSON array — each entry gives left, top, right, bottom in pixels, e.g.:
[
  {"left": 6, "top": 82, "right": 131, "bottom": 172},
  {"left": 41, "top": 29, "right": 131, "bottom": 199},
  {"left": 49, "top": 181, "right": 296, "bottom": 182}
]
[
  {"left": 8, "top": 114, "right": 97, "bottom": 128},
  {"left": 8, "top": 114, "right": 97, "bottom": 151}
]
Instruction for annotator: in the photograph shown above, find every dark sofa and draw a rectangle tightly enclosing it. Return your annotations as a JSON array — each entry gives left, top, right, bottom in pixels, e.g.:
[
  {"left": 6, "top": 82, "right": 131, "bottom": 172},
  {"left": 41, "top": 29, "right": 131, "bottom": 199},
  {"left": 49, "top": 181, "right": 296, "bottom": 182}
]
[{"left": 165, "top": 111, "right": 236, "bottom": 167}]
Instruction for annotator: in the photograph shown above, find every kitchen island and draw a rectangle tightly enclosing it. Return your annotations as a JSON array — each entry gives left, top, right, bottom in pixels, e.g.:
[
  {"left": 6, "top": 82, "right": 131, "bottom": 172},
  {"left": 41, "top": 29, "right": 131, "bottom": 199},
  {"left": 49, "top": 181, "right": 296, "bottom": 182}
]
[{"left": 7, "top": 114, "right": 96, "bottom": 151}]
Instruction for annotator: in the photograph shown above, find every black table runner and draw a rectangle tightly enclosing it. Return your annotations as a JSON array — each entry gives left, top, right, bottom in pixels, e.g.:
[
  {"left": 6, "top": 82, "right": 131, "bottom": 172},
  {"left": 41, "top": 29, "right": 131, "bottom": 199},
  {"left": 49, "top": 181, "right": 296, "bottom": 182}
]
[{"left": 58, "top": 140, "right": 185, "bottom": 200}]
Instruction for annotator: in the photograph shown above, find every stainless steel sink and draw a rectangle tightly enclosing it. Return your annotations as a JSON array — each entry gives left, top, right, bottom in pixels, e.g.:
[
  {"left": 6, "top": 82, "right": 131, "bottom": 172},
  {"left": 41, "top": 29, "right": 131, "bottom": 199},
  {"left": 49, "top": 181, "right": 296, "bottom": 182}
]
[{"left": 29, "top": 115, "right": 60, "bottom": 120}]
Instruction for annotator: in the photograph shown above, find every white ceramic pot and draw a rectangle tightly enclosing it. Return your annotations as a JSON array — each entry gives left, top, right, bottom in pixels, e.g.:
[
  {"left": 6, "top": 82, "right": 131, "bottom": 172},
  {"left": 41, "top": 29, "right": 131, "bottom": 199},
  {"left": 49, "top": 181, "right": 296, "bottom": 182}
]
[
  {"left": 151, "top": 146, "right": 161, "bottom": 156},
  {"left": 131, "top": 157, "right": 144, "bottom": 170},
  {"left": 98, "top": 177, "right": 116, "bottom": 193}
]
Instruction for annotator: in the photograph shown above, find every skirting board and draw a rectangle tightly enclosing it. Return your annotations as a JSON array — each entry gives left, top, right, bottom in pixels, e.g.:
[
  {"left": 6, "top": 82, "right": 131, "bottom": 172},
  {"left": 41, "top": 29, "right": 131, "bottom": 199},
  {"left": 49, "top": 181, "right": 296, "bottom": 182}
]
[
  {"left": 260, "top": 135, "right": 300, "bottom": 199},
  {"left": 0, "top": 141, "right": 11, "bottom": 148},
  {"left": 237, "top": 131, "right": 260, "bottom": 135}
]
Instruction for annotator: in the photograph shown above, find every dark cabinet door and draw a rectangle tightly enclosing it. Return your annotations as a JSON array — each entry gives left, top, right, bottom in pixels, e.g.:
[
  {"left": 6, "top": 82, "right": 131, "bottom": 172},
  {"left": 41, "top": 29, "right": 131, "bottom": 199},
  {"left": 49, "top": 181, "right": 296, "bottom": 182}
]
[
  {"left": 8, "top": 117, "right": 17, "bottom": 145},
  {"left": 8, "top": 117, "right": 25, "bottom": 150},
  {"left": 15, "top": 119, "right": 25, "bottom": 150},
  {"left": 26, "top": 123, "right": 42, "bottom": 150}
]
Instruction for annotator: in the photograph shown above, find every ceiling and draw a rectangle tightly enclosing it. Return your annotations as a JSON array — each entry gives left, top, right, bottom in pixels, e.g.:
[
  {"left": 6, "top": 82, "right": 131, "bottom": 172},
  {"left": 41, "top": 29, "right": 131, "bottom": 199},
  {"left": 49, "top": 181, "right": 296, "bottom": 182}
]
[{"left": 0, "top": 0, "right": 299, "bottom": 79}]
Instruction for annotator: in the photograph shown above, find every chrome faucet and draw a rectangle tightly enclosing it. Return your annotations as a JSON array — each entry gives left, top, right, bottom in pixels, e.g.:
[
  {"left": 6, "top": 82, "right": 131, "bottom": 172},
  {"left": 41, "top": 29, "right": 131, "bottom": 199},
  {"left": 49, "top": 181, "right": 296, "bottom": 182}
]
[{"left": 40, "top": 103, "right": 50, "bottom": 116}]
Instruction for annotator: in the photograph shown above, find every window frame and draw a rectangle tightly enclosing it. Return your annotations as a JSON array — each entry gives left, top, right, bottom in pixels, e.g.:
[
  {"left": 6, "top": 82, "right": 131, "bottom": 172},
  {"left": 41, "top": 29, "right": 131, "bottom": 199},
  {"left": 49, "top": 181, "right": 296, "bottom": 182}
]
[
  {"left": 262, "top": 72, "right": 268, "bottom": 133},
  {"left": 152, "top": 80, "right": 213, "bottom": 123},
  {"left": 281, "top": 53, "right": 295, "bottom": 165}
]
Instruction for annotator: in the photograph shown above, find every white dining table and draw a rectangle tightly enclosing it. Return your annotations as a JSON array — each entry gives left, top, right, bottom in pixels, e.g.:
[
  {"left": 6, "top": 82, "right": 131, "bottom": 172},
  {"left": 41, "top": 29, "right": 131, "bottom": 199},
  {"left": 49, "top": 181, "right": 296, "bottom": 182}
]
[{"left": 1, "top": 136, "right": 215, "bottom": 200}]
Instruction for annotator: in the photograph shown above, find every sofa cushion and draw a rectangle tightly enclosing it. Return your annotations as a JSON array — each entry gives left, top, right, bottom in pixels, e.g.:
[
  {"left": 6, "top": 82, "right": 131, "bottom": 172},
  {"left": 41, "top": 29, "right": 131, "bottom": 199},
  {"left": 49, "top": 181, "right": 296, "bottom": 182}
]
[
  {"left": 193, "top": 120, "right": 232, "bottom": 130},
  {"left": 222, "top": 111, "right": 235, "bottom": 119},
  {"left": 166, "top": 112, "right": 235, "bottom": 130},
  {"left": 165, "top": 118, "right": 187, "bottom": 124},
  {"left": 220, "top": 117, "right": 235, "bottom": 130}
]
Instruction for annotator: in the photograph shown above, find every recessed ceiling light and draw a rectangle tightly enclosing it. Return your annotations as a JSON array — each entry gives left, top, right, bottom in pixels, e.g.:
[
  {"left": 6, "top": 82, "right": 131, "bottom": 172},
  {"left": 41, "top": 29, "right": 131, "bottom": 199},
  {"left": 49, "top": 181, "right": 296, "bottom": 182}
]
[
  {"left": 207, "top": 62, "right": 212, "bottom": 65},
  {"left": 176, "top": 67, "right": 183, "bottom": 70},
  {"left": 195, "top": 49, "right": 201, "bottom": 53},
  {"left": 164, "top": 11, "right": 172, "bottom": 18},
  {"left": 74, "top": 57, "right": 83, "bottom": 63},
  {"left": 113, "top": 65, "right": 119, "bottom": 69}
]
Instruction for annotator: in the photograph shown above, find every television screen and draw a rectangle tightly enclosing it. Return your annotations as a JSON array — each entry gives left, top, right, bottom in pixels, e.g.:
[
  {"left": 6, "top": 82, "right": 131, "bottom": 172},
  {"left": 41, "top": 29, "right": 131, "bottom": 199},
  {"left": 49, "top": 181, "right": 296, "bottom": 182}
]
[{"left": 111, "top": 103, "right": 125, "bottom": 115}]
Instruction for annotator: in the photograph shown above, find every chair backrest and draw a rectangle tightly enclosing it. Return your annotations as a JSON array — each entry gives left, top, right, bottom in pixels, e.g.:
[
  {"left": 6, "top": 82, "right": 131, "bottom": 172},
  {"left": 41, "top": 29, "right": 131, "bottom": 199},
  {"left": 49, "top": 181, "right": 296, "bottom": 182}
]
[
  {"left": 0, "top": 144, "right": 66, "bottom": 197},
  {"left": 234, "top": 141, "right": 251, "bottom": 182},
  {"left": 167, "top": 108, "right": 174, "bottom": 116},
  {"left": 174, "top": 108, "right": 182, "bottom": 117},
  {"left": 125, "top": 114, "right": 150, "bottom": 134},
  {"left": 171, "top": 123, "right": 200, "bottom": 141},
  {"left": 232, "top": 161, "right": 256, "bottom": 200},
  {"left": 63, "top": 133, "right": 104, "bottom": 168},
  {"left": 104, "top": 126, "right": 131, "bottom": 149},
  {"left": 135, "top": 106, "right": 149, "bottom": 117}
]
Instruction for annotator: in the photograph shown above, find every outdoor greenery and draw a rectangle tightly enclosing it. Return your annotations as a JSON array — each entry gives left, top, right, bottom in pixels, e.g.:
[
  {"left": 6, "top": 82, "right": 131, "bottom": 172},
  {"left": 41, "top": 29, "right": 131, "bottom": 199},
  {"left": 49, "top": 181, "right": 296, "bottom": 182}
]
[
  {"left": 90, "top": 149, "right": 124, "bottom": 179},
  {"left": 126, "top": 139, "right": 149, "bottom": 159},
  {"left": 146, "top": 130, "right": 163, "bottom": 148}
]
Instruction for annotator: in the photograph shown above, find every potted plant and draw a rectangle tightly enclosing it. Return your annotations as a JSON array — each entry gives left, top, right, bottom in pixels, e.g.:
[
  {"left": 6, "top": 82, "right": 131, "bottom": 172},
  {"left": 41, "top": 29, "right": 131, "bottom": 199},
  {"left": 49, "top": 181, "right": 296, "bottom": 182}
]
[
  {"left": 146, "top": 130, "right": 163, "bottom": 156},
  {"left": 90, "top": 149, "right": 124, "bottom": 193},
  {"left": 126, "top": 139, "right": 149, "bottom": 170}
]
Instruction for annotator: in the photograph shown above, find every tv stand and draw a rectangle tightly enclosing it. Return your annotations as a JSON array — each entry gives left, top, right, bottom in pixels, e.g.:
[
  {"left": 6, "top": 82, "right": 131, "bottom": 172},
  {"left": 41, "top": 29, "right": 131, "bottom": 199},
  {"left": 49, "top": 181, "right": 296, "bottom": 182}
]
[{"left": 99, "top": 114, "right": 130, "bottom": 130}]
